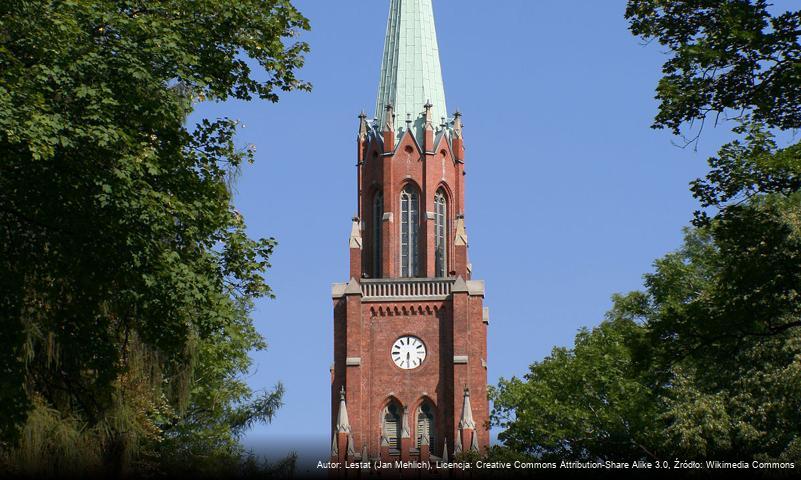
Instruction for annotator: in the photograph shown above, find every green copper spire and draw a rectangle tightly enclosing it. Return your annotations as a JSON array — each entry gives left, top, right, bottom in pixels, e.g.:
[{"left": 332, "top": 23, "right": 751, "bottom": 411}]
[{"left": 375, "top": 0, "right": 448, "bottom": 143}]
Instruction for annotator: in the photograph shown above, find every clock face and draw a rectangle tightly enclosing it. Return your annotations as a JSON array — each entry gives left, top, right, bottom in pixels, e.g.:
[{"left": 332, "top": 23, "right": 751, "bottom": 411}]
[{"left": 391, "top": 336, "right": 426, "bottom": 370}]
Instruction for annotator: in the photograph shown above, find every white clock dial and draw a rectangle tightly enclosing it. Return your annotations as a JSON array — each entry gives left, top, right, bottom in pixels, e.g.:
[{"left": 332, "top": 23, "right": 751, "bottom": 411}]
[{"left": 391, "top": 336, "right": 426, "bottom": 370}]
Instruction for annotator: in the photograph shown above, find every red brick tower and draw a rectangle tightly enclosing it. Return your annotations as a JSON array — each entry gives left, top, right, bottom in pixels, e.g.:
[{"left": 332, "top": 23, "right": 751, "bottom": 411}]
[{"left": 331, "top": 0, "right": 489, "bottom": 465}]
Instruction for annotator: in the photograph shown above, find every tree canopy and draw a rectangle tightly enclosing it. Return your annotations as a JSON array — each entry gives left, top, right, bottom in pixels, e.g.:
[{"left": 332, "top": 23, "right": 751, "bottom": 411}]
[
  {"left": 490, "top": 317, "right": 660, "bottom": 460},
  {"left": 625, "top": 0, "right": 801, "bottom": 135},
  {"left": 492, "top": 221, "right": 801, "bottom": 461},
  {"left": 492, "top": 0, "right": 801, "bottom": 463},
  {"left": 0, "top": 0, "right": 308, "bottom": 475}
]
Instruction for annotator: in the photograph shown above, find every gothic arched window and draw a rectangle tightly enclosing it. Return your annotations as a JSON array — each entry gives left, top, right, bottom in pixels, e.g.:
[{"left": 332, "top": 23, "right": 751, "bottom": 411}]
[
  {"left": 383, "top": 402, "right": 402, "bottom": 452},
  {"left": 416, "top": 401, "right": 436, "bottom": 448},
  {"left": 373, "top": 190, "right": 384, "bottom": 277},
  {"left": 434, "top": 189, "right": 448, "bottom": 277},
  {"left": 400, "top": 185, "right": 420, "bottom": 277}
]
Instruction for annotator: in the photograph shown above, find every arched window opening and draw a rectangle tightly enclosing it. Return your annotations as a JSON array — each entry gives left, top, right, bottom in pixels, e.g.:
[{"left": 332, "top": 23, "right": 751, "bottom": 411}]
[
  {"left": 373, "top": 191, "right": 384, "bottom": 277},
  {"left": 416, "top": 401, "right": 436, "bottom": 448},
  {"left": 400, "top": 185, "right": 420, "bottom": 277},
  {"left": 383, "top": 402, "right": 402, "bottom": 453},
  {"left": 434, "top": 189, "right": 448, "bottom": 277}
]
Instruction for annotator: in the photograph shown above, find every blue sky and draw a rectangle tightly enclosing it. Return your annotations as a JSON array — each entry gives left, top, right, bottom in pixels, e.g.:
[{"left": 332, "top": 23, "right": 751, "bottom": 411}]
[{"left": 187, "top": 0, "right": 796, "bottom": 467}]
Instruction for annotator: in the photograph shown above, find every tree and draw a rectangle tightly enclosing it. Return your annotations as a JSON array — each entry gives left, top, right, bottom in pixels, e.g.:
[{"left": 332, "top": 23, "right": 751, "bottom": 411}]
[
  {"left": 492, "top": 222, "right": 801, "bottom": 461},
  {"left": 491, "top": 1, "right": 801, "bottom": 462},
  {"left": 631, "top": 0, "right": 801, "bottom": 457},
  {"left": 645, "top": 195, "right": 801, "bottom": 364},
  {"left": 625, "top": 0, "right": 801, "bottom": 350},
  {"left": 0, "top": 0, "right": 309, "bottom": 475},
  {"left": 625, "top": 0, "right": 801, "bottom": 136},
  {"left": 490, "top": 317, "right": 661, "bottom": 461},
  {"left": 690, "top": 121, "right": 801, "bottom": 224},
  {"left": 624, "top": 0, "right": 801, "bottom": 350},
  {"left": 626, "top": 222, "right": 801, "bottom": 461}
]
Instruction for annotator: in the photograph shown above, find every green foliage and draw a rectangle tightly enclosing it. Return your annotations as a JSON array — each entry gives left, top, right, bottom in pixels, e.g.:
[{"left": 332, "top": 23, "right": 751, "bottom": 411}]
[
  {"left": 483, "top": 445, "right": 534, "bottom": 464},
  {"left": 645, "top": 196, "right": 801, "bottom": 366},
  {"left": 492, "top": 186, "right": 801, "bottom": 462},
  {"left": 625, "top": 0, "right": 801, "bottom": 135},
  {"left": 0, "top": 0, "right": 309, "bottom": 475},
  {"left": 691, "top": 123, "right": 801, "bottom": 216},
  {"left": 492, "top": 110, "right": 801, "bottom": 459},
  {"left": 492, "top": 219, "right": 801, "bottom": 460},
  {"left": 493, "top": 3, "right": 801, "bottom": 455},
  {"left": 453, "top": 450, "right": 482, "bottom": 464},
  {"left": 153, "top": 301, "right": 288, "bottom": 476},
  {"left": 491, "top": 318, "right": 660, "bottom": 460}
]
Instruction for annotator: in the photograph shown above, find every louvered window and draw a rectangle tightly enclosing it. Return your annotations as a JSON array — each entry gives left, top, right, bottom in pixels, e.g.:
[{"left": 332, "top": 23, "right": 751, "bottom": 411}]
[
  {"left": 400, "top": 185, "right": 419, "bottom": 277},
  {"left": 383, "top": 403, "right": 401, "bottom": 452},
  {"left": 416, "top": 402, "right": 436, "bottom": 448},
  {"left": 373, "top": 191, "right": 383, "bottom": 277},
  {"left": 434, "top": 189, "right": 447, "bottom": 277}
]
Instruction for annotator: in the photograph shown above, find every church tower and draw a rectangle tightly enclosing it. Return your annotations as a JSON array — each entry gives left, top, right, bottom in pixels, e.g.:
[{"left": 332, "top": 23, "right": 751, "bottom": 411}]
[{"left": 331, "top": 0, "right": 489, "bottom": 464}]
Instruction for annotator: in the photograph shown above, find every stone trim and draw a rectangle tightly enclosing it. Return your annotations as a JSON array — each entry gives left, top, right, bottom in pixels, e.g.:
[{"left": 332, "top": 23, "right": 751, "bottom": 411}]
[
  {"left": 355, "top": 277, "right": 485, "bottom": 301},
  {"left": 453, "top": 355, "right": 468, "bottom": 364},
  {"left": 466, "top": 280, "right": 485, "bottom": 296},
  {"left": 451, "top": 276, "right": 469, "bottom": 294},
  {"left": 344, "top": 278, "right": 362, "bottom": 296},
  {"left": 362, "top": 278, "right": 454, "bottom": 302},
  {"left": 346, "top": 357, "right": 362, "bottom": 366},
  {"left": 332, "top": 283, "right": 347, "bottom": 299}
]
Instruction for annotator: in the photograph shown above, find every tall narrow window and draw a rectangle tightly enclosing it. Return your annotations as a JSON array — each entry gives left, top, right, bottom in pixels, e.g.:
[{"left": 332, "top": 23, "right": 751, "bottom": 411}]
[
  {"left": 383, "top": 403, "right": 402, "bottom": 452},
  {"left": 416, "top": 402, "right": 436, "bottom": 448},
  {"left": 400, "top": 185, "right": 419, "bottom": 277},
  {"left": 373, "top": 191, "right": 383, "bottom": 277},
  {"left": 434, "top": 189, "right": 448, "bottom": 277}
]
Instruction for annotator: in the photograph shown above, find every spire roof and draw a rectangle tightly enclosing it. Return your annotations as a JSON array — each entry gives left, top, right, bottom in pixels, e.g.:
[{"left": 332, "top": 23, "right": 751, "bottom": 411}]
[{"left": 375, "top": 0, "right": 448, "bottom": 143}]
